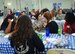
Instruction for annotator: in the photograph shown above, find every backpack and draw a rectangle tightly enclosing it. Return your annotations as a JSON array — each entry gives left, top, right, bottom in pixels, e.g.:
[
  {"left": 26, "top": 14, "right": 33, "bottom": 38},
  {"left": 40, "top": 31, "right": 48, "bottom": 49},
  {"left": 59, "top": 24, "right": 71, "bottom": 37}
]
[{"left": 14, "top": 40, "right": 29, "bottom": 54}]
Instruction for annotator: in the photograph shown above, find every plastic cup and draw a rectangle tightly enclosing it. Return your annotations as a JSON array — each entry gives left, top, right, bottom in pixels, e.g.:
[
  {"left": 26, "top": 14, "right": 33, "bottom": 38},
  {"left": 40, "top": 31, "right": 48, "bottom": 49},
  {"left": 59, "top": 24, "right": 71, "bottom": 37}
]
[
  {"left": 38, "top": 33, "right": 42, "bottom": 40},
  {"left": 2, "top": 33, "right": 5, "bottom": 36},
  {"left": 58, "top": 29, "right": 62, "bottom": 36},
  {"left": 46, "top": 28, "right": 50, "bottom": 37}
]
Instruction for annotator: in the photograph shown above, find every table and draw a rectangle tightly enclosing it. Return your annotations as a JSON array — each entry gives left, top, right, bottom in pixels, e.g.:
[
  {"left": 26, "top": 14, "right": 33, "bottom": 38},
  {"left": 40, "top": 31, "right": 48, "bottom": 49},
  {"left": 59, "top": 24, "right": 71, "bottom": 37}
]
[
  {"left": 0, "top": 34, "right": 14, "bottom": 54},
  {"left": 0, "top": 32, "right": 75, "bottom": 54},
  {"left": 42, "top": 34, "right": 75, "bottom": 50},
  {"left": 38, "top": 33, "right": 75, "bottom": 54}
]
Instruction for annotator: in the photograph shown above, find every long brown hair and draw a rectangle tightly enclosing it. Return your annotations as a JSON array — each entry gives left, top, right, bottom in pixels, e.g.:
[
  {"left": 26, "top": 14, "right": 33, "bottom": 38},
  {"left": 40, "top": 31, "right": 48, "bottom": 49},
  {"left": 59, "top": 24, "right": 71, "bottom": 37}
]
[
  {"left": 44, "top": 12, "right": 52, "bottom": 23},
  {"left": 51, "top": 9, "right": 56, "bottom": 17},
  {"left": 12, "top": 15, "right": 33, "bottom": 46}
]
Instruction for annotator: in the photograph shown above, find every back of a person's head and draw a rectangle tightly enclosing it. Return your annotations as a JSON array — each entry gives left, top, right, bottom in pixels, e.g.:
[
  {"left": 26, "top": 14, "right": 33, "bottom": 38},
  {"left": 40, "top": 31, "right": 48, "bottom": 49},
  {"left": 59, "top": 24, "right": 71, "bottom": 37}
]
[
  {"left": 44, "top": 12, "right": 52, "bottom": 23},
  {"left": 4, "top": 6, "right": 7, "bottom": 9},
  {"left": 65, "top": 12, "right": 75, "bottom": 23},
  {"left": 18, "top": 11, "right": 26, "bottom": 17},
  {"left": 12, "top": 15, "right": 33, "bottom": 46},
  {"left": 18, "top": 15, "right": 32, "bottom": 28},
  {"left": 32, "top": 9, "right": 35, "bottom": 12},
  {"left": 17, "top": 15, "right": 32, "bottom": 35}
]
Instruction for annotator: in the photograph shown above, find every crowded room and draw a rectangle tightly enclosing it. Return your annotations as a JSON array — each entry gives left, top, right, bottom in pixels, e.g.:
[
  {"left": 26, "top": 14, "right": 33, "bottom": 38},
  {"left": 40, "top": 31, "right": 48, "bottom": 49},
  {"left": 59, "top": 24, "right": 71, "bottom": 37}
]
[{"left": 0, "top": 0, "right": 75, "bottom": 54}]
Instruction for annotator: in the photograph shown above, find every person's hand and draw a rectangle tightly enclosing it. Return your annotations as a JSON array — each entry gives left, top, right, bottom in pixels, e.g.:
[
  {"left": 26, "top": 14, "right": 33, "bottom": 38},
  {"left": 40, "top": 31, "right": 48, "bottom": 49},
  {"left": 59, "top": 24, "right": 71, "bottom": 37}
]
[
  {"left": 64, "top": 33, "right": 70, "bottom": 36},
  {"left": 8, "top": 19, "right": 13, "bottom": 23},
  {"left": 43, "top": 23, "right": 47, "bottom": 27}
]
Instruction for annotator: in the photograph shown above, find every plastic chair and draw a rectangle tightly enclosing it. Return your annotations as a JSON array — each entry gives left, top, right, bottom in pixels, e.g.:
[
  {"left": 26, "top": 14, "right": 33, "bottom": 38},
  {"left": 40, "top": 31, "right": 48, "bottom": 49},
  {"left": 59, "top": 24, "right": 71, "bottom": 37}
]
[
  {"left": 47, "top": 49, "right": 75, "bottom": 54},
  {"left": 47, "top": 50, "right": 56, "bottom": 54}
]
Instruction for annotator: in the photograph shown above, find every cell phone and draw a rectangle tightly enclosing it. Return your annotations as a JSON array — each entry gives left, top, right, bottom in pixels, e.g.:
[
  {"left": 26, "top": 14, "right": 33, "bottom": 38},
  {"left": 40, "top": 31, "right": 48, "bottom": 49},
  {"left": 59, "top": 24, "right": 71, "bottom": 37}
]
[{"left": 11, "top": 19, "right": 14, "bottom": 22}]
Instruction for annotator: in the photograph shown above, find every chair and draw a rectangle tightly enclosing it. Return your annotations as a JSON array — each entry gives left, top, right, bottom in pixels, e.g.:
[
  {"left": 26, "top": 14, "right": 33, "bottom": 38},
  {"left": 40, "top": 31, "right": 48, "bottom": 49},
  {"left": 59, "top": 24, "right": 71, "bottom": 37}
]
[
  {"left": 47, "top": 50, "right": 56, "bottom": 54},
  {"left": 47, "top": 49, "right": 75, "bottom": 54}
]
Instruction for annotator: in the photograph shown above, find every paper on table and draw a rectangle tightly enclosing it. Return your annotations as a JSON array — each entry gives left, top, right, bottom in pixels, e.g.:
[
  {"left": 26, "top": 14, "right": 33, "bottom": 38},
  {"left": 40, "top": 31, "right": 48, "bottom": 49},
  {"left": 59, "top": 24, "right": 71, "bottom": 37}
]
[
  {"left": 43, "top": 38, "right": 68, "bottom": 46},
  {"left": 43, "top": 38, "right": 58, "bottom": 45},
  {"left": 71, "top": 33, "right": 75, "bottom": 36}
]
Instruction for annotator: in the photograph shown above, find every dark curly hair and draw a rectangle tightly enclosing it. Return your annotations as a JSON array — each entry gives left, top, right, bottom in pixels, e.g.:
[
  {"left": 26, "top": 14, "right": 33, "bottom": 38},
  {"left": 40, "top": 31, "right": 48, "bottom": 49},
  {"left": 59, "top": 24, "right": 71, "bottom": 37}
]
[
  {"left": 65, "top": 12, "right": 75, "bottom": 24},
  {"left": 40, "top": 8, "right": 49, "bottom": 15},
  {"left": 12, "top": 15, "right": 33, "bottom": 46}
]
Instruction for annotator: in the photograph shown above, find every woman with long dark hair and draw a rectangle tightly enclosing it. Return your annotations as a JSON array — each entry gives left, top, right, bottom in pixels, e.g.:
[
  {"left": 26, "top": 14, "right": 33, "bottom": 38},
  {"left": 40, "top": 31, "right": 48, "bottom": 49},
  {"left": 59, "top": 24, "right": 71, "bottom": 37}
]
[
  {"left": 64, "top": 12, "right": 75, "bottom": 33},
  {"left": 10, "top": 15, "right": 44, "bottom": 54}
]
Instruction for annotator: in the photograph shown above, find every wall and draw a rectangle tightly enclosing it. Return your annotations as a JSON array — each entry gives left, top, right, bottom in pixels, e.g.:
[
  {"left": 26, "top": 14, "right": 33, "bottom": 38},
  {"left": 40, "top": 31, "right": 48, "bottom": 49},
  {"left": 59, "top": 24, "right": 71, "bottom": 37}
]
[
  {"left": 0, "top": 0, "right": 4, "bottom": 10},
  {"left": 0, "top": 0, "right": 74, "bottom": 11},
  {"left": 41, "top": 0, "right": 73, "bottom": 10}
]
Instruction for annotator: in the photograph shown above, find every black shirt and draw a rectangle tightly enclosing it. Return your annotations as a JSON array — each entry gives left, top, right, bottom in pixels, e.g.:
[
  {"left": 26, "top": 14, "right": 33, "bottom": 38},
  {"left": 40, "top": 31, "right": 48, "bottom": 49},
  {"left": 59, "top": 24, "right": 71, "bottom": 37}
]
[
  {"left": 46, "top": 21, "right": 58, "bottom": 33},
  {"left": 0, "top": 14, "right": 15, "bottom": 32},
  {"left": 9, "top": 30, "right": 45, "bottom": 54}
]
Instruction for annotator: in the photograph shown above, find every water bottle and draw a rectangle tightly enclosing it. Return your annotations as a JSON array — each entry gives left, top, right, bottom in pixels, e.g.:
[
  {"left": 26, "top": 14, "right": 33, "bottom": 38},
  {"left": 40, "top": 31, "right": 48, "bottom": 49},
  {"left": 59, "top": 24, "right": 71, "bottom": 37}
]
[
  {"left": 46, "top": 28, "right": 50, "bottom": 37},
  {"left": 58, "top": 29, "right": 62, "bottom": 36}
]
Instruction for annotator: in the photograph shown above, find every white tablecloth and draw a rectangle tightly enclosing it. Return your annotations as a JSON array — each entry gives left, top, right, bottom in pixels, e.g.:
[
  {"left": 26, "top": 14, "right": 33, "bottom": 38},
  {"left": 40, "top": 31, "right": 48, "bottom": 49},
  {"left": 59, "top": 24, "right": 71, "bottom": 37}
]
[{"left": 54, "top": 20, "right": 65, "bottom": 29}]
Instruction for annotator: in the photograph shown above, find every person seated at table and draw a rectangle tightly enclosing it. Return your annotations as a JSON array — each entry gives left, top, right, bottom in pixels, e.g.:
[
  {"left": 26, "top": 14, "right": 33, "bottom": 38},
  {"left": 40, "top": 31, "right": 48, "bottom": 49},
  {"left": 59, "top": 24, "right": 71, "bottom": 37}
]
[
  {"left": 51, "top": 9, "right": 56, "bottom": 20},
  {"left": 9, "top": 15, "right": 45, "bottom": 54},
  {"left": 30, "top": 9, "right": 36, "bottom": 17},
  {"left": 18, "top": 11, "right": 26, "bottom": 18},
  {"left": 43, "top": 12, "right": 58, "bottom": 33},
  {"left": 56, "top": 9, "right": 65, "bottom": 20},
  {"left": 34, "top": 8, "right": 49, "bottom": 31},
  {"left": 0, "top": 9, "right": 16, "bottom": 34},
  {"left": 32, "top": 10, "right": 42, "bottom": 31},
  {"left": 32, "top": 10, "right": 46, "bottom": 32},
  {"left": 63, "top": 12, "right": 75, "bottom": 34}
]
